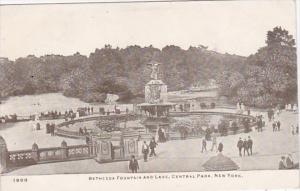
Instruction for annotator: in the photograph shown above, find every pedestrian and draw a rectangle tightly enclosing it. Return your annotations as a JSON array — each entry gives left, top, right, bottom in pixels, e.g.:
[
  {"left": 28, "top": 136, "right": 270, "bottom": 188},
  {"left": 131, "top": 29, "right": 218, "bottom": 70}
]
[
  {"left": 149, "top": 137, "right": 158, "bottom": 157},
  {"left": 237, "top": 138, "right": 243, "bottom": 157},
  {"left": 51, "top": 123, "right": 55, "bottom": 136},
  {"left": 85, "top": 136, "right": 90, "bottom": 145},
  {"left": 257, "top": 118, "right": 262, "bottom": 132},
  {"left": 158, "top": 127, "right": 166, "bottom": 142},
  {"left": 211, "top": 133, "right": 217, "bottom": 152},
  {"left": 279, "top": 156, "right": 286, "bottom": 169},
  {"left": 218, "top": 142, "right": 223, "bottom": 152},
  {"left": 296, "top": 125, "right": 299, "bottom": 134},
  {"left": 83, "top": 126, "right": 88, "bottom": 135},
  {"left": 79, "top": 127, "right": 83, "bottom": 136},
  {"left": 142, "top": 141, "right": 149, "bottom": 162},
  {"left": 201, "top": 138, "right": 207, "bottom": 153},
  {"left": 129, "top": 155, "right": 139, "bottom": 173},
  {"left": 91, "top": 107, "right": 94, "bottom": 114},
  {"left": 293, "top": 104, "right": 298, "bottom": 112},
  {"left": 247, "top": 136, "right": 253, "bottom": 155},
  {"left": 243, "top": 138, "right": 249, "bottom": 156},
  {"left": 291, "top": 125, "right": 295, "bottom": 135},
  {"left": 36, "top": 122, "right": 40, "bottom": 130},
  {"left": 277, "top": 121, "right": 281, "bottom": 131},
  {"left": 286, "top": 154, "right": 294, "bottom": 169},
  {"left": 268, "top": 109, "right": 274, "bottom": 122},
  {"left": 272, "top": 122, "right": 276, "bottom": 132},
  {"left": 46, "top": 123, "right": 50, "bottom": 134},
  {"left": 286, "top": 154, "right": 299, "bottom": 169}
]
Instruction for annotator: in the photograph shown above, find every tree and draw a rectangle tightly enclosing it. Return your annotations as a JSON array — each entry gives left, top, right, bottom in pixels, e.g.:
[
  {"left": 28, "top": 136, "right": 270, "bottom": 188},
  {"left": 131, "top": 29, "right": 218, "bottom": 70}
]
[
  {"left": 220, "top": 27, "right": 297, "bottom": 108},
  {"left": 266, "top": 26, "right": 295, "bottom": 47}
]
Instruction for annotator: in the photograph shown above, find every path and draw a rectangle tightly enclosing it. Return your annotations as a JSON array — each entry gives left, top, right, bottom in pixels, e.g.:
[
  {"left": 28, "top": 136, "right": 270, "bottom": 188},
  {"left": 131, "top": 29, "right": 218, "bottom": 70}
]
[{"left": 4, "top": 111, "right": 298, "bottom": 175}]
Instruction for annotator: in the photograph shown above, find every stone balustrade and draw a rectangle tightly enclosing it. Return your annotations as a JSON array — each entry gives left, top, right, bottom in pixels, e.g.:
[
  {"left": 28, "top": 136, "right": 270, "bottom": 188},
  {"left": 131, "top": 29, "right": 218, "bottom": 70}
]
[{"left": 0, "top": 136, "right": 95, "bottom": 174}]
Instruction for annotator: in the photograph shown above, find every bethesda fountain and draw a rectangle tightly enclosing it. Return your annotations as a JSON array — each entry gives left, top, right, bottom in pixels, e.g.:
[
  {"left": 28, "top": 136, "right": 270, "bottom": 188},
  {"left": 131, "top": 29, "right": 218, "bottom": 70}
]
[
  {"left": 91, "top": 61, "right": 175, "bottom": 162},
  {"left": 137, "top": 61, "right": 175, "bottom": 134}
]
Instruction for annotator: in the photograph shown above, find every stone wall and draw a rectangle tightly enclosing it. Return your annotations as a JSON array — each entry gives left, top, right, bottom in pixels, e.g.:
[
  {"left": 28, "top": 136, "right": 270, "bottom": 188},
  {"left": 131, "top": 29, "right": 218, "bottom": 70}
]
[{"left": 0, "top": 137, "right": 94, "bottom": 174}]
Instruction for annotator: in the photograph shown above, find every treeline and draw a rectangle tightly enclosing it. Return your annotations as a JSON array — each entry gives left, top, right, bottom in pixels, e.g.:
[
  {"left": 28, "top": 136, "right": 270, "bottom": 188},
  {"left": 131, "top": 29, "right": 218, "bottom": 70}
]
[
  {"left": 0, "top": 27, "right": 297, "bottom": 107},
  {"left": 0, "top": 45, "right": 245, "bottom": 103}
]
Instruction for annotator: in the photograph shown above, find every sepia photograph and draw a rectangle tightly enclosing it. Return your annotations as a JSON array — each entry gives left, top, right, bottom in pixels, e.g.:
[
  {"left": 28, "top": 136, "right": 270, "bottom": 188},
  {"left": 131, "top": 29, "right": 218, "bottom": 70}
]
[{"left": 0, "top": 0, "right": 299, "bottom": 185}]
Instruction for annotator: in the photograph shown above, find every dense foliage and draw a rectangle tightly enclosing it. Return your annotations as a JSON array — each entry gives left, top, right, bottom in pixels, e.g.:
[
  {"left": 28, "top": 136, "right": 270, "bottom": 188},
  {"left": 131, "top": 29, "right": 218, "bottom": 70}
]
[
  {"left": 217, "top": 27, "right": 297, "bottom": 107},
  {"left": 0, "top": 27, "right": 297, "bottom": 107},
  {"left": 0, "top": 45, "right": 244, "bottom": 103}
]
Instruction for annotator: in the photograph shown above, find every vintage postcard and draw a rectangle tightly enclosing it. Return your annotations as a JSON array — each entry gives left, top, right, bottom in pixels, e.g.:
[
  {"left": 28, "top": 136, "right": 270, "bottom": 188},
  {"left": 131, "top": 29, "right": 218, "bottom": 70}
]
[{"left": 0, "top": 0, "right": 299, "bottom": 190}]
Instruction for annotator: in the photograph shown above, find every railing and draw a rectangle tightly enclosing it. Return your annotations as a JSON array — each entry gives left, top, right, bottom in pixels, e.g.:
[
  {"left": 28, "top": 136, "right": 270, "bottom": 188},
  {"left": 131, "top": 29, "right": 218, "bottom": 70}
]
[
  {"left": 7, "top": 150, "right": 35, "bottom": 167},
  {"left": 169, "top": 111, "right": 256, "bottom": 119},
  {"left": 67, "top": 145, "right": 91, "bottom": 159},
  {"left": 6, "top": 142, "right": 95, "bottom": 168},
  {"left": 55, "top": 128, "right": 85, "bottom": 139},
  {"left": 38, "top": 147, "right": 63, "bottom": 162},
  {"left": 57, "top": 113, "right": 137, "bottom": 127}
]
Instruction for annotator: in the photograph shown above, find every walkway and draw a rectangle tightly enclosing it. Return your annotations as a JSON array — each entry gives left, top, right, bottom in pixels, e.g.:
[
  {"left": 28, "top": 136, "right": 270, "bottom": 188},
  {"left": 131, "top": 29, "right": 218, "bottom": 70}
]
[{"left": 4, "top": 111, "right": 298, "bottom": 175}]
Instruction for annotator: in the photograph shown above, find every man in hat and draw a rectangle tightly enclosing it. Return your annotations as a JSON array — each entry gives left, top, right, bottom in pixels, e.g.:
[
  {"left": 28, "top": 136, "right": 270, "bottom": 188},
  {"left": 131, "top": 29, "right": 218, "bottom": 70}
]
[
  {"left": 149, "top": 137, "right": 158, "bottom": 157},
  {"left": 129, "top": 155, "right": 139, "bottom": 173},
  {"left": 243, "top": 138, "right": 249, "bottom": 156},
  {"left": 201, "top": 138, "right": 207, "bottom": 153},
  {"left": 237, "top": 138, "right": 243, "bottom": 157},
  {"left": 277, "top": 120, "right": 281, "bottom": 131},
  {"left": 218, "top": 142, "right": 223, "bottom": 153},
  {"left": 211, "top": 133, "right": 217, "bottom": 152},
  {"left": 279, "top": 156, "right": 286, "bottom": 169},
  {"left": 142, "top": 141, "right": 149, "bottom": 162},
  {"left": 272, "top": 122, "right": 276, "bottom": 132},
  {"left": 247, "top": 136, "right": 253, "bottom": 155}
]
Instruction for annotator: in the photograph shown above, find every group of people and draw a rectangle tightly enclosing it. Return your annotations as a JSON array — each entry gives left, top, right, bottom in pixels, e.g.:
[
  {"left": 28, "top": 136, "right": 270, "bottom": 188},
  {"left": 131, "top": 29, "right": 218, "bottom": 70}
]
[
  {"left": 290, "top": 124, "right": 299, "bottom": 135},
  {"left": 236, "top": 102, "right": 251, "bottom": 115},
  {"left": 99, "top": 105, "right": 130, "bottom": 116},
  {"left": 0, "top": 114, "right": 18, "bottom": 123},
  {"left": 141, "top": 138, "right": 158, "bottom": 162},
  {"left": 129, "top": 137, "right": 159, "bottom": 173},
  {"left": 272, "top": 120, "right": 281, "bottom": 132},
  {"left": 78, "top": 126, "right": 88, "bottom": 136},
  {"left": 84, "top": 107, "right": 94, "bottom": 115},
  {"left": 285, "top": 104, "right": 298, "bottom": 112},
  {"left": 255, "top": 115, "right": 264, "bottom": 132},
  {"left": 279, "top": 154, "right": 299, "bottom": 169},
  {"left": 201, "top": 134, "right": 223, "bottom": 153},
  {"left": 40, "top": 110, "right": 63, "bottom": 119},
  {"left": 46, "top": 123, "right": 56, "bottom": 136},
  {"left": 236, "top": 102, "right": 245, "bottom": 111},
  {"left": 237, "top": 136, "right": 253, "bottom": 157}
]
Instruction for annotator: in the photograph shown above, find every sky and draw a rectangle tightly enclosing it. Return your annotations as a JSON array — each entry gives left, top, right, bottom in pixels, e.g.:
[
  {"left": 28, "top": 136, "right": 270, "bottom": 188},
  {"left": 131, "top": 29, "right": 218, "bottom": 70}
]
[{"left": 0, "top": 0, "right": 297, "bottom": 60}]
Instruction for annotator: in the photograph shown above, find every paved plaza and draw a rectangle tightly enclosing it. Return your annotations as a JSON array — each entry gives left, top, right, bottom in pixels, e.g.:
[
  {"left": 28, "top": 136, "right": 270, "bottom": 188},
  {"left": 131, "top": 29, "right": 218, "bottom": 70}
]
[{"left": 3, "top": 110, "right": 298, "bottom": 175}]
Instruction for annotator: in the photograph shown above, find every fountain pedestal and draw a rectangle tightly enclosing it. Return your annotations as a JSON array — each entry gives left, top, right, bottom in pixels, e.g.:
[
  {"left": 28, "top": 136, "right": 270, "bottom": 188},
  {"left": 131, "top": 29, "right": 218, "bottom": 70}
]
[{"left": 137, "top": 62, "right": 175, "bottom": 137}]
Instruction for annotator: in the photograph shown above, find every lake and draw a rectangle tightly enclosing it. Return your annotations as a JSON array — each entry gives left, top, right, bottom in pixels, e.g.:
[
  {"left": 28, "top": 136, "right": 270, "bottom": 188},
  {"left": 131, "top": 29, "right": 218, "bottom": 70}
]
[{"left": 0, "top": 93, "right": 133, "bottom": 116}]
